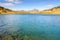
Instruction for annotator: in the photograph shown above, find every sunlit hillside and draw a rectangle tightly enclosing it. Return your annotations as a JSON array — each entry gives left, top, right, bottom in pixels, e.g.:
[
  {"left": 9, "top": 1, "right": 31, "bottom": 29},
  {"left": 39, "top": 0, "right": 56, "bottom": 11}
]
[
  {"left": 0, "top": 6, "right": 15, "bottom": 14},
  {"left": 0, "top": 6, "right": 60, "bottom": 14},
  {"left": 40, "top": 6, "right": 60, "bottom": 14}
]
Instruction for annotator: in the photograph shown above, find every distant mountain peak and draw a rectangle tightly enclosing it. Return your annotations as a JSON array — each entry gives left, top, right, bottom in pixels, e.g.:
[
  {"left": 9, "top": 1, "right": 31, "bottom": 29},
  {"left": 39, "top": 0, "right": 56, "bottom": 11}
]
[{"left": 0, "top": 6, "right": 60, "bottom": 14}]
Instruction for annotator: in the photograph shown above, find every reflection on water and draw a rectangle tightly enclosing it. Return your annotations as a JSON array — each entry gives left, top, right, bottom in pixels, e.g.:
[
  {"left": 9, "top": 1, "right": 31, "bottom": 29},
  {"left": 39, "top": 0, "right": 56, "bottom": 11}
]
[{"left": 0, "top": 14, "right": 60, "bottom": 40}]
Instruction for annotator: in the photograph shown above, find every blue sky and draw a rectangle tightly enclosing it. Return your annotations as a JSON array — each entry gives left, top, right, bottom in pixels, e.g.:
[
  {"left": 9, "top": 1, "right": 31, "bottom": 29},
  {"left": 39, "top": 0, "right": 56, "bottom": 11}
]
[{"left": 0, "top": 0, "right": 60, "bottom": 10}]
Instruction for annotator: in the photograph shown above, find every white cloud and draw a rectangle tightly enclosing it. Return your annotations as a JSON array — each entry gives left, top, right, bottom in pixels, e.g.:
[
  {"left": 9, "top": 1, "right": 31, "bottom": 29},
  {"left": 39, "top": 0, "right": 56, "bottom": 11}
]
[
  {"left": 15, "top": 0, "right": 23, "bottom": 4},
  {"left": 0, "top": 0, "right": 22, "bottom": 6},
  {"left": 0, "top": 2, "right": 15, "bottom": 6},
  {"left": 5, "top": 0, "right": 22, "bottom": 4},
  {"left": 5, "top": 0, "right": 14, "bottom": 2},
  {"left": 47, "top": 4, "right": 53, "bottom": 6}
]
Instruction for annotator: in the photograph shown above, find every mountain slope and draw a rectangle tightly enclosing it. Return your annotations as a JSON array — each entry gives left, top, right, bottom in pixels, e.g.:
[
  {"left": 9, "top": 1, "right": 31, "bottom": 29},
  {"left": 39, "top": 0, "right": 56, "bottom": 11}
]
[
  {"left": 40, "top": 6, "right": 60, "bottom": 14},
  {"left": 0, "top": 6, "right": 60, "bottom": 14},
  {"left": 0, "top": 6, "right": 15, "bottom": 14}
]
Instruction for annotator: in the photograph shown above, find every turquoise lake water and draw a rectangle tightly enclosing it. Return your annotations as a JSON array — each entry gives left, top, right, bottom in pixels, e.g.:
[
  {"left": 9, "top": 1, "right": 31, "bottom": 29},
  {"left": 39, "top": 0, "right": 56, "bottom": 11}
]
[{"left": 0, "top": 14, "right": 60, "bottom": 40}]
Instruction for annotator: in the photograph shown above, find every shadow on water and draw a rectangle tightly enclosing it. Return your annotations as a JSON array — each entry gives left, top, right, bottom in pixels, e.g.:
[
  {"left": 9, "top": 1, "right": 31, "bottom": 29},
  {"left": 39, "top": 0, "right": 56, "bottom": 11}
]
[{"left": 0, "top": 24, "right": 7, "bottom": 27}]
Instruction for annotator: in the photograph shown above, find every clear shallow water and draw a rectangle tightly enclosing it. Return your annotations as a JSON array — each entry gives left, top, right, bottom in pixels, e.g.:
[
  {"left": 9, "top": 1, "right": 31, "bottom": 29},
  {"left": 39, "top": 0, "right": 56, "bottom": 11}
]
[{"left": 0, "top": 14, "right": 60, "bottom": 40}]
